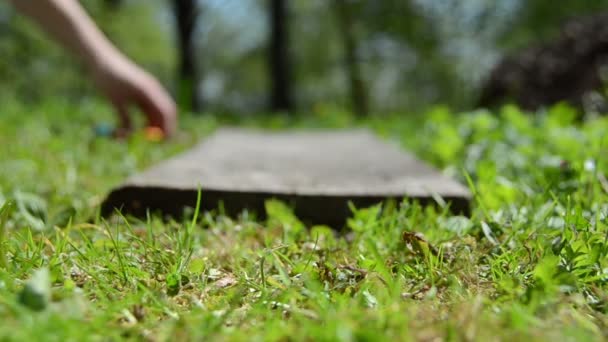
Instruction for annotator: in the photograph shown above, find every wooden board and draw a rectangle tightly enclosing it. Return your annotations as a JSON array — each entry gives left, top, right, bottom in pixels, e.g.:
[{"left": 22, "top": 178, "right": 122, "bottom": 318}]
[{"left": 102, "top": 129, "right": 471, "bottom": 226}]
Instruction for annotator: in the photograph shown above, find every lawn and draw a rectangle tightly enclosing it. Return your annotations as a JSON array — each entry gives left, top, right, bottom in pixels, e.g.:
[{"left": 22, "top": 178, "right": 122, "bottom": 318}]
[{"left": 1, "top": 99, "right": 608, "bottom": 341}]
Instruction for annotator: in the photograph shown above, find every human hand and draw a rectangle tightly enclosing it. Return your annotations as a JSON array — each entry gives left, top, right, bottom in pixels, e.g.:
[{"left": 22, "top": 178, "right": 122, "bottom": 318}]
[
  {"left": 92, "top": 54, "right": 177, "bottom": 139},
  {"left": 9, "top": 0, "right": 178, "bottom": 138}
]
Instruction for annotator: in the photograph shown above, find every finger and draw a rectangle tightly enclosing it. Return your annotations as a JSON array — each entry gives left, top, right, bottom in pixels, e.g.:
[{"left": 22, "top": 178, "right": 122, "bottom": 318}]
[
  {"left": 112, "top": 100, "right": 133, "bottom": 138},
  {"left": 136, "top": 80, "right": 178, "bottom": 138}
]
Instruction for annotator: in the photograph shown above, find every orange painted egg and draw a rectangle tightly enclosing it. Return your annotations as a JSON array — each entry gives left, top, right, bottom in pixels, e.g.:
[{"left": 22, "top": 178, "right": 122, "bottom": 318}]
[{"left": 145, "top": 127, "right": 165, "bottom": 142}]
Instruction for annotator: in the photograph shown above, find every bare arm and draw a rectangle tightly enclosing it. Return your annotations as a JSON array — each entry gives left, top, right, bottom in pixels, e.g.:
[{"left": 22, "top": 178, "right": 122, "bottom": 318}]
[{"left": 9, "top": 0, "right": 177, "bottom": 137}]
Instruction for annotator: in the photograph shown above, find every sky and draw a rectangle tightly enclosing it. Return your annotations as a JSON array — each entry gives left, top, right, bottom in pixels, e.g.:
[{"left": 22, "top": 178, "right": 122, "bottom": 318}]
[
  {"left": 197, "top": 0, "right": 522, "bottom": 83},
  {"left": 198, "top": 0, "right": 267, "bottom": 53}
]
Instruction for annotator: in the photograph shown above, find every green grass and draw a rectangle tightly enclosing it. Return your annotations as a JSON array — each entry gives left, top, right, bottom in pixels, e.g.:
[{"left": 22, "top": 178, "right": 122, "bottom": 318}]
[{"left": 1, "top": 99, "right": 608, "bottom": 340}]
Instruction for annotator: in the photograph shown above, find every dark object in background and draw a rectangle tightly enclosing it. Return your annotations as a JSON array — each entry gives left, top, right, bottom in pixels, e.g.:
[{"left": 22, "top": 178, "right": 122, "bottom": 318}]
[
  {"left": 333, "top": 0, "right": 369, "bottom": 117},
  {"left": 268, "top": 0, "right": 294, "bottom": 113},
  {"left": 104, "top": 0, "right": 122, "bottom": 10},
  {"left": 479, "top": 13, "right": 608, "bottom": 111},
  {"left": 102, "top": 129, "right": 471, "bottom": 227},
  {"left": 173, "top": 0, "right": 202, "bottom": 112}
]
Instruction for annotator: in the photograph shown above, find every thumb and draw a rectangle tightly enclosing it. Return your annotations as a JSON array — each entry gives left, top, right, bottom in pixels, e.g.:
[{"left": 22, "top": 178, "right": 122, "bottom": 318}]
[{"left": 135, "top": 79, "right": 178, "bottom": 138}]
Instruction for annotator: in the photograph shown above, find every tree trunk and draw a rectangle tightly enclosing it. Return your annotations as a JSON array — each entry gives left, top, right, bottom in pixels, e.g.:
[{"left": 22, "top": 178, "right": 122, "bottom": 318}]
[
  {"left": 104, "top": 0, "right": 123, "bottom": 10},
  {"left": 268, "top": 0, "right": 294, "bottom": 113},
  {"left": 173, "top": 0, "right": 201, "bottom": 112},
  {"left": 333, "top": 0, "right": 369, "bottom": 117}
]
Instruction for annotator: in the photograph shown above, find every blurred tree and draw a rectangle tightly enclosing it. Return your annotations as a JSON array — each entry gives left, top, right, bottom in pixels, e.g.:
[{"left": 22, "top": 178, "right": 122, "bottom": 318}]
[
  {"left": 333, "top": 0, "right": 368, "bottom": 117},
  {"left": 499, "top": 0, "right": 608, "bottom": 49},
  {"left": 480, "top": 12, "right": 608, "bottom": 111},
  {"left": 268, "top": 0, "right": 294, "bottom": 112},
  {"left": 474, "top": 0, "right": 608, "bottom": 111},
  {"left": 173, "top": 0, "right": 202, "bottom": 112},
  {"left": 344, "top": 0, "right": 448, "bottom": 109},
  {"left": 104, "top": 0, "right": 123, "bottom": 10}
]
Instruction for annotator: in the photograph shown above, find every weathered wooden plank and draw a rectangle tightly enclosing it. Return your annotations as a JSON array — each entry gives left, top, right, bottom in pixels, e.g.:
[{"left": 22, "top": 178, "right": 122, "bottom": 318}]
[{"left": 102, "top": 129, "right": 471, "bottom": 226}]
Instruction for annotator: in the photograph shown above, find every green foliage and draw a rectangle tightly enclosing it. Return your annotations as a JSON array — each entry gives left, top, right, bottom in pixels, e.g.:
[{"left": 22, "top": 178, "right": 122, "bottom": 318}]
[
  {"left": 3, "top": 99, "right": 608, "bottom": 339},
  {"left": 500, "top": 0, "right": 608, "bottom": 49},
  {"left": 0, "top": 201, "right": 13, "bottom": 268},
  {"left": 82, "top": 0, "right": 175, "bottom": 83},
  {"left": 265, "top": 199, "right": 306, "bottom": 242},
  {"left": 18, "top": 268, "right": 51, "bottom": 312}
]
